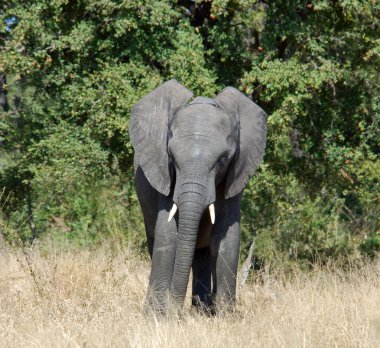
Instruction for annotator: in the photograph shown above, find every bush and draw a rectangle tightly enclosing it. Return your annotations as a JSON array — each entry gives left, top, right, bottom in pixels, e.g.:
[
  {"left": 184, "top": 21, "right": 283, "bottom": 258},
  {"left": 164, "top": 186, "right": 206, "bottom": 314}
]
[{"left": 1, "top": 1, "right": 379, "bottom": 266}]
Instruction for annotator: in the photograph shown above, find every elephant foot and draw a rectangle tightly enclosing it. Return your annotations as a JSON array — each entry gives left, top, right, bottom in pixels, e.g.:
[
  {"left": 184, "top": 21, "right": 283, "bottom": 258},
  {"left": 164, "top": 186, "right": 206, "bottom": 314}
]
[
  {"left": 143, "top": 290, "right": 183, "bottom": 318},
  {"left": 191, "top": 294, "right": 213, "bottom": 316},
  {"left": 210, "top": 295, "right": 237, "bottom": 317},
  {"left": 144, "top": 288, "right": 168, "bottom": 316}
]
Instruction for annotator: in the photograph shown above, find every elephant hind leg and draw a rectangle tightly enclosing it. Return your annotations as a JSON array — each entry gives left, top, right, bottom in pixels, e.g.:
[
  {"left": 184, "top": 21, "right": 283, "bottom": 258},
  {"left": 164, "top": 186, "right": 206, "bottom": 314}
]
[
  {"left": 192, "top": 247, "right": 212, "bottom": 312},
  {"left": 135, "top": 166, "right": 158, "bottom": 258}
]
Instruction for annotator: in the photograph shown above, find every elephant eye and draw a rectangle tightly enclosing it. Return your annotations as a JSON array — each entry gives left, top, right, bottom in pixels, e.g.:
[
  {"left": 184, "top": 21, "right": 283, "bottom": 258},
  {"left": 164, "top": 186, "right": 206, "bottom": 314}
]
[{"left": 217, "top": 155, "right": 227, "bottom": 167}]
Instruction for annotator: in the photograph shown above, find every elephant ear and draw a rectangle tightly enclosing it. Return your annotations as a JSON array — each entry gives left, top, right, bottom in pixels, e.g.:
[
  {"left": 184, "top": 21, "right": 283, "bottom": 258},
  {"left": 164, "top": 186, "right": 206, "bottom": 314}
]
[
  {"left": 214, "top": 87, "right": 267, "bottom": 199},
  {"left": 129, "top": 80, "right": 193, "bottom": 196}
]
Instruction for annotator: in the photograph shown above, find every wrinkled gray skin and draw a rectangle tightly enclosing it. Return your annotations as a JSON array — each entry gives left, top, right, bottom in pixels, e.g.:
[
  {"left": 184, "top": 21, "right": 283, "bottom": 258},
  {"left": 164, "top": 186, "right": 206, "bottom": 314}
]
[{"left": 129, "top": 80, "right": 267, "bottom": 314}]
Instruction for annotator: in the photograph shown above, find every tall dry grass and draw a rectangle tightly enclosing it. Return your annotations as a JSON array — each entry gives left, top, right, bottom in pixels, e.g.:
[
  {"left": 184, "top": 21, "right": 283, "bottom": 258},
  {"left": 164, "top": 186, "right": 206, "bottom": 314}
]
[{"left": 0, "top": 242, "right": 379, "bottom": 347}]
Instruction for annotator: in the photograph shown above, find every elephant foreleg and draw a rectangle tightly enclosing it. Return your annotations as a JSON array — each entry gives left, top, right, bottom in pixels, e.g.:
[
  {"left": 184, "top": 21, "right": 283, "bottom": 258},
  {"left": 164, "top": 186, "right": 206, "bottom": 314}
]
[
  {"left": 212, "top": 221, "right": 240, "bottom": 311},
  {"left": 145, "top": 195, "right": 178, "bottom": 314},
  {"left": 191, "top": 247, "right": 212, "bottom": 312},
  {"left": 211, "top": 194, "right": 242, "bottom": 312}
]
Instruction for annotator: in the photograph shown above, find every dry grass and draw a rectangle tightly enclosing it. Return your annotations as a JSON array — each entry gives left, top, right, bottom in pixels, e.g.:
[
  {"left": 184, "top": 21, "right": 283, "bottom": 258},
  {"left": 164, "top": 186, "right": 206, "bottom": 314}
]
[{"left": 0, "top": 243, "right": 379, "bottom": 348}]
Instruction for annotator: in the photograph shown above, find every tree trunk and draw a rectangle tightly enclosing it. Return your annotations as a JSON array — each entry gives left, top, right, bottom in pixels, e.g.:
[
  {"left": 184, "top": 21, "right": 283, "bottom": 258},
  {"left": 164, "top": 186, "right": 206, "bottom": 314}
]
[{"left": 0, "top": 75, "right": 9, "bottom": 112}]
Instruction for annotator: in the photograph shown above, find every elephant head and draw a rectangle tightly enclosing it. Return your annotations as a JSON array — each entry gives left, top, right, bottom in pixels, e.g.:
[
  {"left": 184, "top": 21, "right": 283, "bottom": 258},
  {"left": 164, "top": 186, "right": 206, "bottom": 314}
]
[{"left": 130, "top": 80, "right": 267, "bottom": 307}]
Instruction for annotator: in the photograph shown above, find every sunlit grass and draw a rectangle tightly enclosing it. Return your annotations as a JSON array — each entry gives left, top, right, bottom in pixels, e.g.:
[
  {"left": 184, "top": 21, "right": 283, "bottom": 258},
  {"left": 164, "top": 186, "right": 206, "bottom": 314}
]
[{"left": 0, "top": 241, "right": 379, "bottom": 347}]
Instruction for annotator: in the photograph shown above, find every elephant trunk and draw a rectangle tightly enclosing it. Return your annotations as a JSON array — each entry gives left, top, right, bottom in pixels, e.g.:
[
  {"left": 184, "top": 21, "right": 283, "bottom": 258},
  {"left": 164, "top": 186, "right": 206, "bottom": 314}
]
[{"left": 170, "top": 182, "right": 208, "bottom": 308}]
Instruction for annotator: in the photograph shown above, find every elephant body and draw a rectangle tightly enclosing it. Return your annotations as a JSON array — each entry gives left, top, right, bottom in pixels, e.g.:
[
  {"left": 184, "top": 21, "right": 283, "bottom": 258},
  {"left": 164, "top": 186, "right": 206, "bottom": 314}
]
[{"left": 129, "top": 80, "right": 267, "bottom": 314}]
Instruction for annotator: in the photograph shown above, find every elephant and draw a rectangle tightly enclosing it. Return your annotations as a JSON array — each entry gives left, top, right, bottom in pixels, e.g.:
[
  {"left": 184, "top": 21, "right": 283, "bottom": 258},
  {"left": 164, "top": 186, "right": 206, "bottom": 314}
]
[{"left": 129, "top": 80, "right": 267, "bottom": 314}]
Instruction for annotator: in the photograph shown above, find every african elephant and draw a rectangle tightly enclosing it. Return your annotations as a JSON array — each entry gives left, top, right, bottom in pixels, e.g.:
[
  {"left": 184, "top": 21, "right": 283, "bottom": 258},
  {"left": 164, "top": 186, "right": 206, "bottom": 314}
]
[{"left": 129, "top": 80, "right": 267, "bottom": 314}]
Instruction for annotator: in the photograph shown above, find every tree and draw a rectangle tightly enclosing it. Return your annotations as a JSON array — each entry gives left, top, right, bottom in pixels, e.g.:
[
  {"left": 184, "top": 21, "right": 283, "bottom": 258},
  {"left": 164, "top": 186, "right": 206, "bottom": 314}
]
[
  {"left": 0, "top": 0, "right": 379, "bottom": 264},
  {"left": 241, "top": 0, "right": 380, "bottom": 264},
  {"left": 0, "top": 0, "right": 218, "bottom": 243}
]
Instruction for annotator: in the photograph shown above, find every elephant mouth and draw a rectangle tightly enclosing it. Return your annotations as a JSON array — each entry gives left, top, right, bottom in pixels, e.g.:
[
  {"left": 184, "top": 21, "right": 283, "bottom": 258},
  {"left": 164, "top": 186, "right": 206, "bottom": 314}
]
[{"left": 167, "top": 202, "right": 215, "bottom": 224}]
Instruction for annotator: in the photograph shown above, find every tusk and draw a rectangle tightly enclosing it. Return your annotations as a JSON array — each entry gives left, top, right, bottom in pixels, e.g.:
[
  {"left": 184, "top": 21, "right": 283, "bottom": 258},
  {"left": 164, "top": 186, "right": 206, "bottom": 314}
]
[
  {"left": 168, "top": 203, "right": 178, "bottom": 222},
  {"left": 209, "top": 204, "right": 215, "bottom": 224}
]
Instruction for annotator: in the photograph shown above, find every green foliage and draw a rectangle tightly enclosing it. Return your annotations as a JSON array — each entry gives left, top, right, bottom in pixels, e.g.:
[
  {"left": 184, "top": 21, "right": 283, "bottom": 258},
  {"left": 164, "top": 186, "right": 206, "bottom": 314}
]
[
  {"left": 241, "top": 0, "right": 380, "bottom": 266},
  {"left": 1, "top": 0, "right": 379, "bottom": 265}
]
